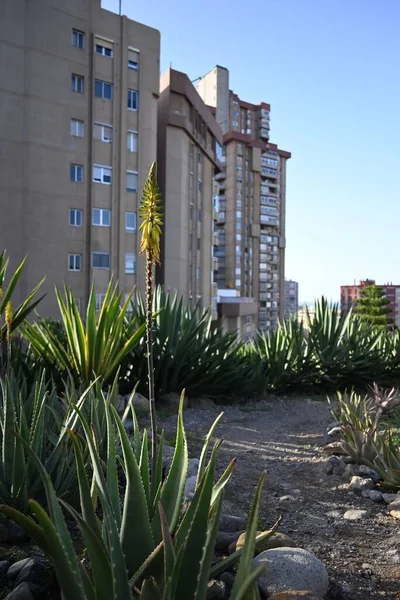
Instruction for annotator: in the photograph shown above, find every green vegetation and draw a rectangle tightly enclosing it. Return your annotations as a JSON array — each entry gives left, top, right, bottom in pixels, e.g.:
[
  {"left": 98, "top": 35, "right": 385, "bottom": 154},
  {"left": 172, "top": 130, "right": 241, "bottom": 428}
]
[{"left": 356, "top": 284, "right": 393, "bottom": 328}]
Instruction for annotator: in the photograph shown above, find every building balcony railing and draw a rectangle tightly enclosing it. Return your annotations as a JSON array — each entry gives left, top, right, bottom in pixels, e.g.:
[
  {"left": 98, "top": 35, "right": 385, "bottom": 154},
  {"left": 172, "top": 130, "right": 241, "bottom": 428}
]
[
  {"left": 213, "top": 209, "right": 219, "bottom": 221},
  {"left": 217, "top": 211, "right": 225, "bottom": 223},
  {"left": 213, "top": 233, "right": 219, "bottom": 246},
  {"left": 259, "top": 128, "right": 270, "bottom": 140},
  {"left": 213, "top": 257, "right": 219, "bottom": 271}
]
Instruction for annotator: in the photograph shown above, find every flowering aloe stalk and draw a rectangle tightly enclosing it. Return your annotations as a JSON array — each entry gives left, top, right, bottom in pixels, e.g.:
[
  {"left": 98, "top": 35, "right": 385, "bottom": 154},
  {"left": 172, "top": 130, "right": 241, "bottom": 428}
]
[{"left": 139, "top": 162, "right": 163, "bottom": 498}]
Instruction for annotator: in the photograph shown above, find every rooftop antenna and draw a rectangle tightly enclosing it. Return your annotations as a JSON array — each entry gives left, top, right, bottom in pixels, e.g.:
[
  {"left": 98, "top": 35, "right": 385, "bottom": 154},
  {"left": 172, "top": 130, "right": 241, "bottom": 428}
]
[
  {"left": 191, "top": 76, "right": 202, "bottom": 84},
  {"left": 119, "top": 0, "right": 122, "bottom": 15}
]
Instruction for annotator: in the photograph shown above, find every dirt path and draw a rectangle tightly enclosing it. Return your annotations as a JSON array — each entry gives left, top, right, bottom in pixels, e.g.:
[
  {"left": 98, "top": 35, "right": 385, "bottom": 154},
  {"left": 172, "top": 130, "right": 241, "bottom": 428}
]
[{"left": 158, "top": 396, "right": 400, "bottom": 600}]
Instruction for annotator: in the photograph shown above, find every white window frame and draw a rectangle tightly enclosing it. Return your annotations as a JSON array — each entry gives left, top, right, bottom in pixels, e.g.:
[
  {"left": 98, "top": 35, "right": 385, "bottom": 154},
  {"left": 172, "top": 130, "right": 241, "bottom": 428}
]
[
  {"left": 128, "top": 59, "right": 138, "bottom": 70},
  {"left": 126, "top": 171, "right": 138, "bottom": 193},
  {"left": 70, "top": 119, "right": 84, "bottom": 137},
  {"left": 71, "top": 74, "right": 84, "bottom": 93},
  {"left": 92, "top": 252, "right": 110, "bottom": 269},
  {"left": 69, "top": 208, "right": 83, "bottom": 227},
  {"left": 92, "top": 208, "right": 111, "bottom": 227},
  {"left": 127, "top": 130, "right": 138, "bottom": 152},
  {"left": 72, "top": 29, "right": 85, "bottom": 49},
  {"left": 93, "top": 165, "right": 112, "bottom": 185},
  {"left": 125, "top": 212, "right": 136, "bottom": 232},
  {"left": 127, "top": 89, "right": 139, "bottom": 111},
  {"left": 70, "top": 164, "right": 83, "bottom": 183},
  {"left": 95, "top": 293, "right": 106, "bottom": 312},
  {"left": 94, "top": 122, "right": 112, "bottom": 143},
  {"left": 68, "top": 253, "right": 81, "bottom": 271},
  {"left": 125, "top": 252, "right": 136, "bottom": 274},
  {"left": 95, "top": 43, "right": 113, "bottom": 57}
]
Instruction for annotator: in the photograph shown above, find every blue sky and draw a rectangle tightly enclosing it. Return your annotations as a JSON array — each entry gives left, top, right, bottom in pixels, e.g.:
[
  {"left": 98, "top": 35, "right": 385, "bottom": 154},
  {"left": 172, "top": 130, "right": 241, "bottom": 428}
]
[{"left": 103, "top": 0, "right": 400, "bottom": 304}]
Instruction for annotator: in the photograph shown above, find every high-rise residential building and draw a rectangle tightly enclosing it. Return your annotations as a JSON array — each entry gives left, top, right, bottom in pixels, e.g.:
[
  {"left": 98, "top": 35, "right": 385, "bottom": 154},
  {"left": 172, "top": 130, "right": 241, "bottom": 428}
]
[
  {"left": 341, "top": 280, "right": 400, "bottom": 327},
  {"left": 156, "top": 69, "right": 223, "bottom": 314},
  {"left": 0, "top": 0, "right": 160, "bottom": 317},
  {"left": 196, "top": 66, "right": 291, "bottom": 332},
  {"left": 284, "top": 279, "right": 299, "bottom": 319}
]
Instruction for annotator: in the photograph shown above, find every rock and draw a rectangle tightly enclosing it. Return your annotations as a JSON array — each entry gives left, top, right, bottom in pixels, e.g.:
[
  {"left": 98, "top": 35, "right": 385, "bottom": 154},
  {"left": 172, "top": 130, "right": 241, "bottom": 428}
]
[
  {"left": 348, "top": 476, "right": 374, "bottom": 493},
  {"left": 219, "top": 514, "right": 247, "bottom": 533},
  {"left": 0, "top": 523, "right": 8, "bottom": 541},
  {"left": 235, "top": 531, "right": 297, "bottom": 555},
  {"left": 7, "top": 559, "right": 33, "bottom": 580},
  {"left": 219, "top": 572, "right": 235, "bottom": 595},
  {"left": 114, "top": 394, "right": 126, "bottom": 413},
  {"left": 382, "top": 493, "right": 398, "bottom": 504},
  {"left": 215, "top": 531, "right": 244, "bottom": 552},
  {"left": 343, "top": 509, "right": 367, "bottom": 521},
  {"left": 388, "top": 499, "right": 400, "bottom": 520},
  {"left": 0, "top": 560, "right": 10, "bottom": 575},
  {"left": 207, "top": 579, "right": 225, "bottom": 599},
  {"left": 4, "top": 583, "right": 33, "bottom": 600},
  {"left": 184, "top": 475, "right": 197, "bottom": 499},
  {"left": 325, "top": 426, "right": 343, "bottom": 443},
  {"left": 361, "top": 489, "right": 383, "bottom": 502},
  {"left": 279, "top": 495, "right": 297, "bottom": 502},
  {"left": 252, "top": 548, "right": 329, "bottom": 598},
  {"left": 7, "top": 521, "right": 26, "bottom": 544},
  {"left": 327, "top": 421, "right": 341, "bottom": 430},
  {"left": 358, "top": 465, "right": 381, "bottom": 483},
  {"left": 162, "top": 444, "right": 175, "bottom": 471},
  {"left": 268, "top": 592, "right": 323, "bottom": 600},
  {"left": 187, "top": 458, "right": 199, "bottom": 478},
  {"left": 159, "top": 392, "right": 189, "bottom": 410},
  {"left": 343, "top": 456, "right": 355, "bottom": 464},
  {"left": 131, "top": 392, "right": 149, "bottom": 412},
  {"left": 325, "top": 456, "right": 346, "bottom": 476},
  {"left": 15, "top": 558, "right": 45, "bottom": 586},
  {"left": 322, "top": 442, "right": 345, "bottom": 455},
  {"left": 342, "top": 463, "right": 359, "bottom": 481},
  {"left": 190, "top": 397, "right": 216, "bottom": 409}
]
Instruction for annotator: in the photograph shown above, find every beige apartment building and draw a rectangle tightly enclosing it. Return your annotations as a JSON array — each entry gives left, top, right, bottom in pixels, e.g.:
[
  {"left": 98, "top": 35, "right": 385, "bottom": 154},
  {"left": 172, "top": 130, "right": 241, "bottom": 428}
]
[
  {"left": 157, "top": 69, "right": 222, "bottom": 314},
  {"left": 196, "top": 66, "right": 291, "bottom": 332},
  {"left": 0, "top": 0, "right": 160, "bottom": 317}
]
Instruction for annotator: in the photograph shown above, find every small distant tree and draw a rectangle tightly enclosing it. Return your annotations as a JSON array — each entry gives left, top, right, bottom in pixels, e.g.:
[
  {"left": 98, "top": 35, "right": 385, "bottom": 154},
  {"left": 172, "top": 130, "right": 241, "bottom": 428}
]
[{"left": 356, "top": 284, "right": 393, "bottom": 328}]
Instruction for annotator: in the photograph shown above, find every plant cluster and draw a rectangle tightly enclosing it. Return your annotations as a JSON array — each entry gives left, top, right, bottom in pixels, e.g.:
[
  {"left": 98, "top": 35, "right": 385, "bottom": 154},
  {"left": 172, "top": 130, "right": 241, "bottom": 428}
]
[{"left": 328, "top": 386, "right": 400, "bottom": 489}]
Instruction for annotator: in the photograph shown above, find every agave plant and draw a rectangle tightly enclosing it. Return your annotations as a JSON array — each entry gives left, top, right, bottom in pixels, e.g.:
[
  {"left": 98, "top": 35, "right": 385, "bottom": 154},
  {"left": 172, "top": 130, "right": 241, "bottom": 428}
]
[
  {"left": 1, "top": 394, "right": 272, "bottom": 599},
  {"left": 124, "top": 288, "right": 263, "bottom": 400},
  {"left": 0, "top": 250, "right": 44, "bottom": 341},
  {"left": 368, "top": 382, "right": 399, "bottom": 415},
  {"left": 23, "top": 280, "right": 145, "bottom": 387},
  {"left": 370, "top": 434, "right": 400, "bottom": 490}
]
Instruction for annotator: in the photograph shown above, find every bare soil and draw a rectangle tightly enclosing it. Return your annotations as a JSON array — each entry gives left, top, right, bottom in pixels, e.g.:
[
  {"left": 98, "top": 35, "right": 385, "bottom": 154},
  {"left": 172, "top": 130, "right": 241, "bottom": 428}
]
[{"left": 158, "top": 396, "right": 400, "bottom": 600}]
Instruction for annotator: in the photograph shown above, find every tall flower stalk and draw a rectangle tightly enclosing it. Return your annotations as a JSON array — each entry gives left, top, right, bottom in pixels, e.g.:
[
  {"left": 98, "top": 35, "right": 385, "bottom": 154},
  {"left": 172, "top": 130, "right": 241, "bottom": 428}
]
[{"left": 139, "top": 162, "right": 163, "bottom": 497}]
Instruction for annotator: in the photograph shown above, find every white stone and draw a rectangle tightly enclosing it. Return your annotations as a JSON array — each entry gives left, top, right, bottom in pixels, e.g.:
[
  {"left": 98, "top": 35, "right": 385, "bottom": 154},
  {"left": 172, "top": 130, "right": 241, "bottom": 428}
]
[
  {"left": 348, "top": 476, "right": 374, "bottom": 493},
  {"left": 343, "top": 509, "right": 367, "bottom": 520},
  {"left": 252, "top": 547, "right": 329, "bottom": 597}
]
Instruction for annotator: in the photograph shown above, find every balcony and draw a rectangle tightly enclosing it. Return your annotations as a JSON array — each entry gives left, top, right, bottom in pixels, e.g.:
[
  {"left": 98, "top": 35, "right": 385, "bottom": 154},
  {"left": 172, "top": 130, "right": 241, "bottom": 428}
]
[
  {"left": 259, "top": 128, "right": 269, "bottom": 140},
  {"left": 261, "top": 167, "right": 278, "bottom": 178},
  {"left": 212, "top": 208, "right": 219, "bottom": 221},
  {"left": 213, "top": 233, "right": 219, "bottom": 246},
  {"left": 214, "top": 170, "right": 226, "bottom": 181},
  {"left": 217, "top": 211, "right": 225, "bottom": 223},
  {"left": 212, "top": 257, "right": 219, "bottom": 271},
  {"left": 260, "top": 118, "right": 270, "bottom": 129}
]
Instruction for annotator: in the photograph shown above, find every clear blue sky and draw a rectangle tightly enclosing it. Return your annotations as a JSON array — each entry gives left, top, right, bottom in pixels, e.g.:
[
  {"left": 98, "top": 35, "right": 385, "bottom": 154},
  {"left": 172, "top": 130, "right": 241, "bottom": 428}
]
[{"left": 103, "top": 0, "right": 400, "bottom": 304}]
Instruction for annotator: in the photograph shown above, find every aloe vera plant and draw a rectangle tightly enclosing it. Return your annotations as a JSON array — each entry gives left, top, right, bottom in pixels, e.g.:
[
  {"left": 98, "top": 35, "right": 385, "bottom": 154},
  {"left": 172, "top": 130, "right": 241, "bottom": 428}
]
[
  {"left": 1, "top": 394, "right": 268, "bottom": 599},
  {"left": 23, "top": 279, "right": 145, "bottom": 386}
]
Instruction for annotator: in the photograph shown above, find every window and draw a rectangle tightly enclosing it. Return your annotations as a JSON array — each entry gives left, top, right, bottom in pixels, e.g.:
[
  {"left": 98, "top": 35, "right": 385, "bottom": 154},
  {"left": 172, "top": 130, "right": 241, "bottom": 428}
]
[
  {"left": 127, "top": 89, "right": 139, "bottom": 110},
  {"left": 127, "top": 131, "right": 138, "bottom": 152},
  {"left": 126, "top": 212, "right": 136, "bottom": 232},
  {"left": 70, "top": 119, "right": 84, "bottom": 137},
  {"left": 93, "top": 165, "right": 112, "bottom": 184},
  {"left": 196, "top": 267, "right": 200, "bottom": 280},
  {"left": 94, "top": 122, "right": 112, "bottom": 142},
  {"left": 94, "top": 80, "right": 113, "bottom": 100},
  {"left": 125, "top": 252, "right": 136, "bottom": 274},
  {"left": 128, "top": 49, "right": 139, "bottom": 70},
  {"left": 70, "top": 164, "right": 83, "bottom": 182},
  {"left": 95, "top": 44, "right": 113, "bottom": 57},
  {"left": 72, "top": 29, "right": 85, "bottom": 49},
  {"left": 197, "top": 179, "right": 202, "bottom": 193},
  {"left": 92, "top": 208, "right": 111, "bottom": 227},
  {"left": 92, "top": 252, "right": 110, "bottom": 269},
  {"left": 128, "top": 59, "right": 138, "bottom": 70},
  {"left": 69, "top": 209, "right": 82, "bottom": 227},
  {"left": 68, "top": 254, "right": 81, "bottom": 271},
  {"left": 235, "top": 279, "right": 241, "bottom": 287},
  {"left": 71, "top": 74, "right": 84, "bottom": 93},
  {"left": 126, "top": 171, "right": 138, "bottom": 192},
  {"left": 95, "top": 293, "right": 106, "bottom": 312},
  {"left": 198, "top": 209, "right": 202, "bottom": 222}
]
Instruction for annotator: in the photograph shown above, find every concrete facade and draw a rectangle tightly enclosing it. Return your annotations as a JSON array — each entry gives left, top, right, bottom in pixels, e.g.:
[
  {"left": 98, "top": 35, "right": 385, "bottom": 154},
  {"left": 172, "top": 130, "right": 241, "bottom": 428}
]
[
  {"left": 0, "top": 0, "right": 160, "bottom": 316},
  {"left": 196, "top": 66, "right": 291, "bottom": 333},
  {"left": 157, "top": 69, "right": 223, "bottom": 313}
]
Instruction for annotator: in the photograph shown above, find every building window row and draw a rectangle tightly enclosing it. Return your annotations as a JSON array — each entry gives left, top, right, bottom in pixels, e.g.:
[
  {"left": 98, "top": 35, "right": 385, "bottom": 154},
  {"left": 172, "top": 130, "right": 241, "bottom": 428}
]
[
  {"left": 72, "top": 30, "right": 140, "bottom": 70},
  {"left": 68, "top": 208, "right": 136, "bottom": 231},
  {"left": 70, "top": 164, "right": 138, "bottom": 192},
  {"left": 68, "top": 252, "right": 136, "bottom": 273},
  {"left": 72, "top": 74, "right": 138, "bottom": 112}
]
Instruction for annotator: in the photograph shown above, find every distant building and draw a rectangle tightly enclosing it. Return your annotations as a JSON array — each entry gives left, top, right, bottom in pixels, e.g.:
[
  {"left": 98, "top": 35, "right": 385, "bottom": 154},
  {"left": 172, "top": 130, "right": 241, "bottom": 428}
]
[
  {"left": 284, "top": 279, "right": 298, "bottom": 319},
  {"left": 217, "top": 289, "right": 258, "bottom": 342},
  {"left": 341, "top": 280, "right": 400, "bottom": 327},
  {"left": 297, "top": 304, "right": 315, "bottom": 333}
]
